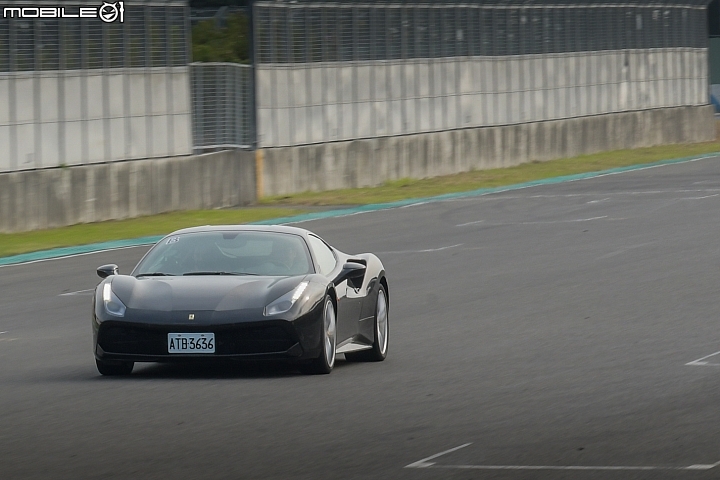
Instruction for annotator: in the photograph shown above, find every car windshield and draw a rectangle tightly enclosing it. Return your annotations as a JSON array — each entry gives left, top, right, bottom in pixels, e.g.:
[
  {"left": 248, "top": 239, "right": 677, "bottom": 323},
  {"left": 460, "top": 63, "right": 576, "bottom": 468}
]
[{"left": 132, "top": 231, "right": 314, "bottom": 277}]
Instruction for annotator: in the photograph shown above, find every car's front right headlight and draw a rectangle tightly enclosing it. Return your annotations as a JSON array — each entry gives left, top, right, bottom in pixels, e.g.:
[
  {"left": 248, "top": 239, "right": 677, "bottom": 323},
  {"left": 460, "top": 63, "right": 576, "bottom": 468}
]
[{"left": 103, "top": 283, "right": 127, "bottom": 317}]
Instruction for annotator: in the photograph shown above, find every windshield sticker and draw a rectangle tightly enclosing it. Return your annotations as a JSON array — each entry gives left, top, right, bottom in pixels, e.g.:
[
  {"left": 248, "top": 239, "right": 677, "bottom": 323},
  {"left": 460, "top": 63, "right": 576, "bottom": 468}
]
[{"left": 166, "top": 236, "right": 180, "bottom": 245}]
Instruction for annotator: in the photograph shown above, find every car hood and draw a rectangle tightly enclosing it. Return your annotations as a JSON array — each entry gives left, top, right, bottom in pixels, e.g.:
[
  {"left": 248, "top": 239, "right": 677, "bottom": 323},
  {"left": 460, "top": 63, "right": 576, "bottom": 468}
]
[{"left": 110, "top": 274, "right": 304, "bottom": 312}]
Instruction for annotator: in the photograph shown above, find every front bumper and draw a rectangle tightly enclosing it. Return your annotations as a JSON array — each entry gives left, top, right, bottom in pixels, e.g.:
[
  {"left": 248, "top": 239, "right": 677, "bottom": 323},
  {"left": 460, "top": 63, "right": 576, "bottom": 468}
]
[{"left": 94, "top": 309, "right": 324, "bottom": 363}]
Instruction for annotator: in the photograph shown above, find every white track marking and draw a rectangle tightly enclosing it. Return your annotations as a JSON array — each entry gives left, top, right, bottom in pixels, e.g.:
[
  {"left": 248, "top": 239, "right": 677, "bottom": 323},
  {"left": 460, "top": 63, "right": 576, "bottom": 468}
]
[
  {"left": 686, "top": 351, "right": 720, "bottom": 366},
  {"left": 406, "top": 444, "right": 720, "bottom": 472},
  {"left": 456, "top": 220, "right": 485, "bottom": 227},
  {"left": 586, "top": 198, "right": 611, "bottom": 204},
  {"left": 457, "top": 216, "right": 608, "bottom": 227},
  {"left": 405, "top": 443, "right": 472, "bottom": 468},
  {"left": 0, "top": 244, "right": 152, "bottom": 269},
  {"left": 0, "top": 332, "right": 6, "bottom": 335},
  {"left": 681, "top": 194, "right": 720, "bottom": 200},
  {"left": 596, "top": 242, "right": 655, "bottom": 260},
  {"left": 378, "top": 244, "right": 463, "bottom": 255},
  {"left": 59, "top": 288, "right": 95, "bottom": 297},
  {"left": 427, "top": 464, "right": 720, "bottom": 472}
]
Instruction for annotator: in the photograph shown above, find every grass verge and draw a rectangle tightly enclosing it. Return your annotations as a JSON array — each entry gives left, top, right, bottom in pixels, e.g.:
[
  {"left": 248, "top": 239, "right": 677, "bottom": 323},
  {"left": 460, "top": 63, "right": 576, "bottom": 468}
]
[{"left": 2, "top": 138, "right": 720, "bottom": 259}]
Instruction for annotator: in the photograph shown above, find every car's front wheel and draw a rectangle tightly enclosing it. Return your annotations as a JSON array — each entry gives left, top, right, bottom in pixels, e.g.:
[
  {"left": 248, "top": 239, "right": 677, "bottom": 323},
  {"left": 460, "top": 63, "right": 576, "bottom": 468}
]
[
  {"left": 96, "top": 359, "right": 134, "bottom": 376},
  {"left": 299, "top": 295, "right": 336, "bottom": 375},
  {"left": 345, "top": 284, "right": 388, "bottom": 362}
]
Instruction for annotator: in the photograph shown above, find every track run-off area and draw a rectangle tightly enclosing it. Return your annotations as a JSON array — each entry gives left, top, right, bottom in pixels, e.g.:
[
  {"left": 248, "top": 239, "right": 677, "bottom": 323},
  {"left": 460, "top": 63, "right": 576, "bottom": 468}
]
[{"left": 3, "top": 156, "right": 720, "bottom": 479}]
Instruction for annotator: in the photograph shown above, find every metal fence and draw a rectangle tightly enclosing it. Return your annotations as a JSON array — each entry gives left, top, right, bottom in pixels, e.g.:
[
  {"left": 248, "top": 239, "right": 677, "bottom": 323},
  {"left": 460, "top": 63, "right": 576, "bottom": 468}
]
[
  {"left": 254, "top": 2, "right": 708, "bottom": 64},
  {"left": 252, "top": 1, "right": 710, "bottom": 148},
  {"left": 0, "top": 1, "right": 189, "bottom": 73},
  {"left": 191, "top": 62, "right": 255, "bottom": 151}
]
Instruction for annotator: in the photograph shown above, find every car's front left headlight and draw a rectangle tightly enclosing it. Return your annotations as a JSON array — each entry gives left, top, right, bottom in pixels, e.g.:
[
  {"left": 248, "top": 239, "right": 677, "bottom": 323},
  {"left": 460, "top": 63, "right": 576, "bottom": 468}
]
[
  {"left": 264, "top": 281, "right": 308, "bottom": 316},
  {"left": 103, "top": 282, "right": 127, "bottom": 317}
]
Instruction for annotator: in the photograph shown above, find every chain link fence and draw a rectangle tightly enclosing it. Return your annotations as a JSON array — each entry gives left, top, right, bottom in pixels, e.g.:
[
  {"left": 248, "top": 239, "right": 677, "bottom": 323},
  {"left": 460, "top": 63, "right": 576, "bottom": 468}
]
[
  {"left": 191, "top": 62, "right": 255, "bottom": 151},
  {"left": 0, "top": 2, "right": 189, "bottom": 73},
  {"left": 252, "top": 1, "right": 710, "bottom": 148},
  {"left": 254, "top": 2, "right": 707, "bottom": 63}
]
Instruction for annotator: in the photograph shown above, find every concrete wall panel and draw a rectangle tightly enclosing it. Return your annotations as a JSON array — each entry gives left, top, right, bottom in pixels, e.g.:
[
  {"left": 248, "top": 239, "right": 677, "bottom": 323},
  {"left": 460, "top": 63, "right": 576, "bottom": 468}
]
[
  {"left": 0, "top": 78, "right": 9, "bottom": 126},
  {"left": 16, "top": 123, "right": 35, "bottom": 169},
  {"left": 86, "top": 75, "right": 104, "bottom": 120},
  {"left": 40, "top": 123, "right": 60, "bottom": 168},
  {"left": 255, "top": 69, "right": 271, "bottom": 109},
  {"left": 310, "top": 67, "right": 323, "bottom": 106},
  {"left": 64, "top": 75, "right": 82, "bottom": 121},
  {"left": 129, "top": 117, "right": 148, "bottom": 159},
  {"left": 270, "top": 69, "right": 286, "bottom": 109},
  {"left": 129, "top": 73, "right": 147, "bottom": 117},
  {"left": 87, "top": 119, "right": 105, "bottom": 163},
  {"left": 172, "top": 71, "right": 190, "bottom": 114},
  {"left": 16, "top": 77, "right": 35, "bottom": 124},
  {"left": 151, "top": 73, "right": 168, "bottom": 116},
  {"left": 291, "top": 68, "right": 306, "bottom": 107},
  {"left": 64, "top": 121, "right": 83, "bottom": 165},
  {"left": 152, "top": 116, "right": 169, "bottom": 158},
  {"left": 0, "top": 125, "right": 10, "bottom": 171},
  {"left": 108, "top": 74, "right": 125, "bottom": 118},
  {"left": 40, "top": 77, "right": 59, "bottom": 123},
  {"left": 109, "top": 117, "right": 126, "bottom": 161}
]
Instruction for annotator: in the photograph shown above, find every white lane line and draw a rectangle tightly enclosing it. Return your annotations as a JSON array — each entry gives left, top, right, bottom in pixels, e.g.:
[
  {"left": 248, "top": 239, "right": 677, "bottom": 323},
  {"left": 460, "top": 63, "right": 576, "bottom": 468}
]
[
  {"left": 0, "top": 244, "right": 151, "bottom": 269},
  {"left": 378, "top": 244, "right": 463, "bottom": 255},
  {"left": 405, "top": 443, "right": 472, "bottom": 468},
  {"left": 682, "top": 194, "right": 720, "bottom": 200},
  {"left": 586, "top": 197, "right": 611, "bottom": 204},
  {"left": 426, "top": 464, "right": 720, "bottom": 472},
  {"left": 521, "top": 189, "right": 720, "bottom": 199},
  {"left": 596, "top": 242, "right": 655, "bottom": 260},
  {"left": 59, "top": 288, "right": 95, "bottom": 297},
  {"left": 686, "top": 351, "right": 720, "bottom": 366},
  {"left": 457, "top": 216, "right": 608, "bottom": 227},
  {"left": 456, "top": 220, "right": 485, "bottom": 227},
  {"left": 0, "top": 332, "right": 7, "bottom": 335}
]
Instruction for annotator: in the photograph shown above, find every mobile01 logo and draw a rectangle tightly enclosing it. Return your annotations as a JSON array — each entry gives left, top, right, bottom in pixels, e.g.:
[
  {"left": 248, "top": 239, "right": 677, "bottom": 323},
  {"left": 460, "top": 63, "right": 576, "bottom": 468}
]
[{"left": 3, "top": 2, "right": 124, "bottom": 23}]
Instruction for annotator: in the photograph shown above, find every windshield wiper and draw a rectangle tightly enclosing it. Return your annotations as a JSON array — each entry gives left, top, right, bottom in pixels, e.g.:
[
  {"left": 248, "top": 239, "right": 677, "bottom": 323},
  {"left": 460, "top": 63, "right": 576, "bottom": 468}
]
[
  {"left": 136, "top": 272, "right": 176, "bottom": 277},
  {"left": 182, "top": 271, "right": 260, "bottom": 276}
]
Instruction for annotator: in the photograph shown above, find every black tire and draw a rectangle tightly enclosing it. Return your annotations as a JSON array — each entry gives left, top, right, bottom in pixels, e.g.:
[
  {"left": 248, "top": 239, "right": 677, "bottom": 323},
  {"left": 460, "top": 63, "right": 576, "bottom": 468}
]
[
  {"left": 345, "top": 284, "right": 388, "bottom": 362},
  {"left": 298, "top": 296, "right": 336, "bottom": 375},
  {"left": 96, "top": 359, "right": 134, "bottom": 376}
]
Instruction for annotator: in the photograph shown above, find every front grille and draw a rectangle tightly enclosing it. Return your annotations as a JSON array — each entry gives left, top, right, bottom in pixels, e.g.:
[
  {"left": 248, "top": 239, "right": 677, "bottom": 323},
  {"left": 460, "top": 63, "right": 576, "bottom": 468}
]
[
  {"left": 216, "top": 326, "right": 295, "bottom": 355},
  {"left": 99, "top": 323, "right": 296, "bottom": 356}
]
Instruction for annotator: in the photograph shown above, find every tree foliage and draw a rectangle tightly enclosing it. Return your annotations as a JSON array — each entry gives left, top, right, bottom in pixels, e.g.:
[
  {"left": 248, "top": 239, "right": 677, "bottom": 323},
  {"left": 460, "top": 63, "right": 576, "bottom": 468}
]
[{"left": 192, "top": 13, "right": 251, "bottom": 64}]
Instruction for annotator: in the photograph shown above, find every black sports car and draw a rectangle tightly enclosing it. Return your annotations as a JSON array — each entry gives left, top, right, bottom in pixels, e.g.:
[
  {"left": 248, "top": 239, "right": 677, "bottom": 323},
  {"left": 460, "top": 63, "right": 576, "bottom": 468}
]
[{"left": 92, "top": 225, "right": 389, "bottom": 375}]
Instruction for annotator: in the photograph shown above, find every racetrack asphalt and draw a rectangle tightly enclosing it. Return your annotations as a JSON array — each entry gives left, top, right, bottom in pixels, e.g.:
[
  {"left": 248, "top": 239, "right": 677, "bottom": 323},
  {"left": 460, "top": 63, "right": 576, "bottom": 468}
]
[{"left": 3, "top": 156, "right": 720, "bottom": 479}]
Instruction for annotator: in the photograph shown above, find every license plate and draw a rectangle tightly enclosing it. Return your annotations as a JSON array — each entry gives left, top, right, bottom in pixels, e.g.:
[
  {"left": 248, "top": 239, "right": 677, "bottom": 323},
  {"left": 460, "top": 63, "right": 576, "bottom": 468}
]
[{"left": 168, "top": 333, "right": 215, "bottom": 353}]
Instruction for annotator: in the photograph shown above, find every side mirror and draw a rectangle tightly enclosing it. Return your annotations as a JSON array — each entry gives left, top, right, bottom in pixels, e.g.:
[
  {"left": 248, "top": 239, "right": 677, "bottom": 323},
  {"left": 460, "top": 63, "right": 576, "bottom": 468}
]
[
  {"left": 334, "top": 262, "right": 366, "bottom": 287},
  {"left": 97, "top": 264, "right": 119, "bottom": 279}
]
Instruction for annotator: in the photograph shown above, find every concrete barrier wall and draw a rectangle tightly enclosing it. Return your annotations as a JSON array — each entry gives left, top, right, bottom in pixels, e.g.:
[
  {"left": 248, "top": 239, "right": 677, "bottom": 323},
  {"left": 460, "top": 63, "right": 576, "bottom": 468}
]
[
  {"left": 0, "top": 150, "right": 255, "bottom": 233},
  {"left": 0, "top": 67, "right": 193, "bottom": 173},
  {"left": 259, "top": 105, "right": 716, "bottom": 197},
  {"left": 1, "top": 105, "right": 713, "bottom": 233},
  {"left": 256, "top": 49, "right": 708, "bottom": 148}
]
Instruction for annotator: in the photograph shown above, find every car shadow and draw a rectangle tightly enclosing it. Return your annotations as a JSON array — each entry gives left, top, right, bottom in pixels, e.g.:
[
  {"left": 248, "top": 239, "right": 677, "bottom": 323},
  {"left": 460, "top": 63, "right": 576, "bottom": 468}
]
[{"left": 103, "top": 356, "right": 354, "bottom": 380}]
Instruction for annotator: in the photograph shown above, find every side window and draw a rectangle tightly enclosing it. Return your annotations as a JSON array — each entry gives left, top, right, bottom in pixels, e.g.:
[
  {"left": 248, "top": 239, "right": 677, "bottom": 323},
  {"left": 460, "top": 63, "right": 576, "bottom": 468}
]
[{"left": 307, "top": 235, "right": 337, "bottom": 275}]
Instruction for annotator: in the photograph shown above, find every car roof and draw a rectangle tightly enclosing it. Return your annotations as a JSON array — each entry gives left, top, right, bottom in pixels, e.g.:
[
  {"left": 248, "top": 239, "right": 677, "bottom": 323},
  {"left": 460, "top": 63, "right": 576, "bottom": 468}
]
[{"left": 165, "top": 224, "right": 315, "bottom": 238}]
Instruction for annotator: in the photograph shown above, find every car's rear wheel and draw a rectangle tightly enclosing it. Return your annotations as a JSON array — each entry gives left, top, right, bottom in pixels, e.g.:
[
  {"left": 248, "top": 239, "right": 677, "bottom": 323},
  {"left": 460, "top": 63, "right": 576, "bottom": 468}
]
[
  {"left": 345, "top": 284, "right": 388, "bottom": 362},
  {"left": 299, "top": 296, "right": 336, "bottom": 375},
  {"left": 96, "top": 359, "right": 134, "bottom": 376}
]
